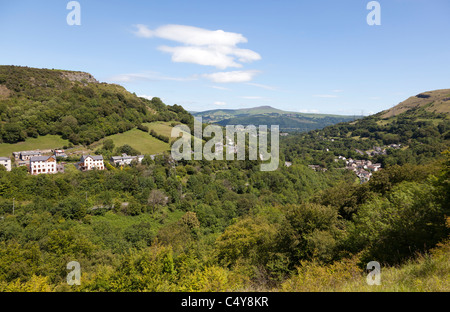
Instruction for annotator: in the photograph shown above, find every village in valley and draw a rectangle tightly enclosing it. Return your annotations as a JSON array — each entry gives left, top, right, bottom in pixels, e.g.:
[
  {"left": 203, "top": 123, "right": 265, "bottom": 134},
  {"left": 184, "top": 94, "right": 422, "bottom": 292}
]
[
  {"left": 0, "top": 148, "right": 152, "bottom": 175},
  {"left": 1, "top": 142, "right": 402, "bottom": 184},
  {"left": 0, "top": 140, "right": 401, "bottom": 185},
  {"left": 300, "top": 143, "right": 403, "bottom": 183}
]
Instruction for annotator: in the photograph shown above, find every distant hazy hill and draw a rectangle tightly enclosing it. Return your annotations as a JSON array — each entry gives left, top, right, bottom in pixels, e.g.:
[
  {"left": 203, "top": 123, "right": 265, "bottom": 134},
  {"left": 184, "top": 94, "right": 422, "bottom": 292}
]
[{"left": 191, "top": 106, "right": 361, "bottom": 132}]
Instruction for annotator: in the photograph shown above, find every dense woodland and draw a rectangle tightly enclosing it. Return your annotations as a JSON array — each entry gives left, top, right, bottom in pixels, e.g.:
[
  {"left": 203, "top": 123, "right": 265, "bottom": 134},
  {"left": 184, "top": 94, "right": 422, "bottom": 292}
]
[
  {"left": 282, "top": 106, "right": 450, "bottom": 168},
  {"left": 0, "top": 145, "right": 448, "bottom": 291},
  {"left": 0, "top": 67, "right": 449, "bottom": 291}
]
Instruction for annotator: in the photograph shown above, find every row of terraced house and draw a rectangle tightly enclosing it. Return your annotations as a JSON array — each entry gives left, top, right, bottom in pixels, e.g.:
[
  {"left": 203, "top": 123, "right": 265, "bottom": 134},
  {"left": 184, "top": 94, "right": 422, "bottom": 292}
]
[{"left": 0, "top": 149, "right": 148, "bottom": 175}]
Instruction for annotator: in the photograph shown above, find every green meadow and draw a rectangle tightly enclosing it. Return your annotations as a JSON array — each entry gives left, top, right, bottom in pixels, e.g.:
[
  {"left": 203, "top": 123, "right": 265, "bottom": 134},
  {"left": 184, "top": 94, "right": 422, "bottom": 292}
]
[
  {"left": 93, "top": 128, "right": 170, "bottom": 155},
  {"left": 0, "top": 135, "right": 69, "bottom": 157}
]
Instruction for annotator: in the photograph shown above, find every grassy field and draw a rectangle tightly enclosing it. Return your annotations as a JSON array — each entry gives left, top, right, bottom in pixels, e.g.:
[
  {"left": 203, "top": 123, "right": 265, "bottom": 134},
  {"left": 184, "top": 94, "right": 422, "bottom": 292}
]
[
  {"left": 0, "top": 135, "right": 70, "bottom": 157},
  {"left": 143, "top": 121, "right": 176, "bottom": 142},
  {"left": 143, "top": 121, "right": 173, "bottom": 136},
  {"left": 281, "top": 240, "right": 450, "bottom": 292},
  {"left": 143, "top": 121, "right": 194, "bottom": 143},
  {"left": 93, "top": 128, "right": 170, "bottom": 155}
]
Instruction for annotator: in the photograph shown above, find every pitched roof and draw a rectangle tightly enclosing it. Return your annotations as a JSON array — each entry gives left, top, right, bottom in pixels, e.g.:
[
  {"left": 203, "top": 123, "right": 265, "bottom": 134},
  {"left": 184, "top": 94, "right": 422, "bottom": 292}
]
[
  {"left": 30, "top": 156, "right": 56, "bottom": 162},
  {"left": 21, "top": 150, "right": 42, "bottom": 156},
  {"left": 81, "top": 155, "right": 103, "bottom": 161}
]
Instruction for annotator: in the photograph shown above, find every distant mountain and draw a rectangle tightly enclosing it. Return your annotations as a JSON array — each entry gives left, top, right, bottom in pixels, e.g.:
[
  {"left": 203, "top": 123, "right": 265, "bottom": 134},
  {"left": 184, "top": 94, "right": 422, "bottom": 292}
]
[{"left": 191, "top": 106, "right": 361, "bottom": 132}]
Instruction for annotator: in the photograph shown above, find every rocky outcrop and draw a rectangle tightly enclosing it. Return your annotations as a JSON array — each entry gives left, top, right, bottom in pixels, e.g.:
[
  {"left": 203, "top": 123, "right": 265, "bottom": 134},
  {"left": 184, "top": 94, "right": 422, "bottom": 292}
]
[
  {"left": 416, "top": 93, "right": 431, "bottom": 99},
  {"left": 61, "top": 71, "right": 98, "bottom": 84}
]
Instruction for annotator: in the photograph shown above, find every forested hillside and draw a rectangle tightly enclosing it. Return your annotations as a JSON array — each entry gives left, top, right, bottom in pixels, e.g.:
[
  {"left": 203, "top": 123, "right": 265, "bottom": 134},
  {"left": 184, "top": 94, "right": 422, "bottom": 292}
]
[
  {"left": 0, "top": 66, "right": 193, "bottom": 145},
  {"left": 282, "top": 90, "right": 450, "bottom": 168}
]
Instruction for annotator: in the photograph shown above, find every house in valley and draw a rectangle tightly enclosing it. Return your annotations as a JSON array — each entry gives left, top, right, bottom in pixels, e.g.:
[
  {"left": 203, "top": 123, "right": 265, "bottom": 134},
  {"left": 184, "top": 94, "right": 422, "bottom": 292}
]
[
  {"left": 29, "top": 156, "right": 57, "bottom": 175},
  {"left": 110, "top": 154, "right": 144, "bottom": 167},
  {"left": 53, "top": 149, "right": 67, "bottom": 158},
  {"left": 0, "top": 157, "right": 11, "bottom": 171},
  {"left": 13, "top": 150, "right": 43, "bottom": 166},
  {"left": 14, "top": 150, "right": 42, "bottom": 161},
  {"left": 78, "top": 155, "right": 105, "bottom": 171}
]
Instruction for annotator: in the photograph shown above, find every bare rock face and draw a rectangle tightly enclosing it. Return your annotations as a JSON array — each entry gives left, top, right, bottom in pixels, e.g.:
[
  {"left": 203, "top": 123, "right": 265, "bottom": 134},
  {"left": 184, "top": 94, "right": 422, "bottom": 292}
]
[{"left": 61, "top": 71, "right": 99, "bottom": 84}]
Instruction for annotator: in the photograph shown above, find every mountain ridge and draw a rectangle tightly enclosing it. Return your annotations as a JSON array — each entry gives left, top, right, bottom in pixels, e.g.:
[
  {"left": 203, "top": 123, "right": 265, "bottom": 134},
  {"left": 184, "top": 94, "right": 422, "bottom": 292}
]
[{"left": 191, "top": 105, "right": 362, "bottom": 132}]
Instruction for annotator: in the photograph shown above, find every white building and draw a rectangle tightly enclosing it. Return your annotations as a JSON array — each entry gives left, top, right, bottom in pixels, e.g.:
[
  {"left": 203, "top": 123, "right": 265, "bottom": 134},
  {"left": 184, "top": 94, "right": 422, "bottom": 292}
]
[
  {"left": 0, "top": 157, "right": 11, "bottom": 171},
  {"left": 110, "top": 154, "right": 144, "bottom": 166},
  {"left": 30, "top": 156, "right": 57, "bottom": 175},
  {"left": 79, "top": 155, "right": 104, "bottom": 171}
]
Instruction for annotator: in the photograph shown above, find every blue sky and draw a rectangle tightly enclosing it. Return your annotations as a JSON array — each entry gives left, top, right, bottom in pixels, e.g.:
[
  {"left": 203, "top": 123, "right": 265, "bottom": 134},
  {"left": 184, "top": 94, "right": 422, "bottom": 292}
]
[{"left": 0, "top": 0, "right": 449, "bottom": 115}]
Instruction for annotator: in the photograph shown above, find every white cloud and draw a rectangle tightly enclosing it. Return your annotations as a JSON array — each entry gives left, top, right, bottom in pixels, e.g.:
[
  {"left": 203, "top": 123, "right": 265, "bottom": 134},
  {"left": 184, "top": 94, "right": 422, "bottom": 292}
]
[
  {"left": 134, "top": 24, "right": 154, "bottom": 38},
  {"left": 134, "top": 24, "right": 246, "bottom": 46},
  {"left": 214, "top": 101, "right": 227, "bottom": 106},
  {"left": 332, "top": 89, "right": 344, "bottom": 93},
  {"left": 246, "top": 82, "right": 277, "bottom": 91},
  {"left": 158, "top": 45, "right": 243, "bottom": 69},
  {"left": 133, "top": 24, "right": 261, "bottom": 69},
  {"left": 313, "top": 94, "right": 339, "bottom": 98},
  {"left": 202, "top": 70, "right": 260, "bottom": 83}
]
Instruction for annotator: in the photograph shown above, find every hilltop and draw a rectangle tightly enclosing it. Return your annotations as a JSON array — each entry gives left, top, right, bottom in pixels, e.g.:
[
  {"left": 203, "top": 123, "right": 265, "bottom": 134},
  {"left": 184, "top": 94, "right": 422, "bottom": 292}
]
[
  {"left": 0, "top": 66, "right": 193, "bottom": 154},
  {"left": 191, "top": 105, "right": 361, "bottom": 132},
  {"left": 380, "top": 89, "right": 450, "bottom": 118}
]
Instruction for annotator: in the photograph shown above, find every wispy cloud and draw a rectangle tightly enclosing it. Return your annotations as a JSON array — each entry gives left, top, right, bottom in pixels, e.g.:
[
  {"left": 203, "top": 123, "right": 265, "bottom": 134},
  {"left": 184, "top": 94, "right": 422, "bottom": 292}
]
[
  {"left": 202, "top": 70, "right": 260, "bottom": 83},
  {"left": 240, "top": 96, "right": 268, "bottom": 100},
  {"left": 210, "top": 85, "right": 231, "bottom": 91},
  {"left": 214, "top": 101, "right": 227, "bottom": 106},
  {"left": 246, "top": 82, "right": 277, "bottom": 91},
  {"left": 108, "top": 71, "right": 196, "bottom": 83},
  {"left": 313, "top": 94, "right": 339, "bottom": 98},
  {"left": 133, "top": 24, "right": 261, "bottom": 69},
  {"left": 332, "top": 89, "right": 344, "bottom": 93}
]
